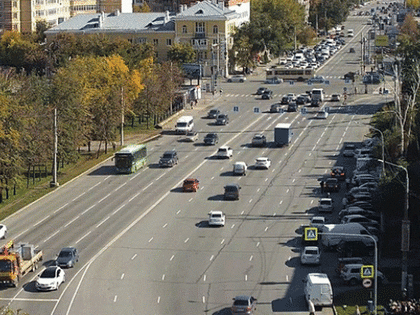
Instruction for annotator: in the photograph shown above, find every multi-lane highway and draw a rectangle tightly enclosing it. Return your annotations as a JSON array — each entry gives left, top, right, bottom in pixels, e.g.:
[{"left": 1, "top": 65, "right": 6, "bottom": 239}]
[{"left": 0, "top": 6, "right": 390, "bottom": 315}]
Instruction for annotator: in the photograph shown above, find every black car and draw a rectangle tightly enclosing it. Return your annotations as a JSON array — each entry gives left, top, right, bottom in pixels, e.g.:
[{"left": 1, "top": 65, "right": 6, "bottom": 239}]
[
  {"left": 287, "top": 102, "right": 298, "bottom": 112},
  {"left": 215, "top": 114, "right": 229, "bottom": 125},
  {"left": 56, "top": 247, "right": 79, "bottom": 268},
  {"left": 159, "top": 150, "right": 179, "bottom": 167},
  {"left": 324, "top": 178, "right": 340, "bottom": 192},
  {"left": 331, "top": 166, "right": 346, "bottom": 180},
  {"left": 296, "top": 94, "right": 310, "bottom": 105},
  {"left": 261, "top": 90, "right": 273, "bottom": 99},
  {"left": 344, "top": 71, "right": 357, "bottom": 81},
  {"left": 337, "top": 240, "right": 375, "bottom": 257},
  {"left": 256, "top": 87, "right": 269, "bottom": 95},
  {"left": 281, "top": 96, "right": 290, "bottom": 105},
  {"left": 203, "top": 133, "right": 219, "bottom": 145},
  {"left": 224, "top": 184, "right": 241, "bottom": 200},
  {"left": 310, "top": 99, "right": 321, "bottom": 107},
  {"left": 207, "top": 108, "right": 220, "bottom": 119},
  {"left": 270, "top": 103, "right": 282, "bottom": 113}
]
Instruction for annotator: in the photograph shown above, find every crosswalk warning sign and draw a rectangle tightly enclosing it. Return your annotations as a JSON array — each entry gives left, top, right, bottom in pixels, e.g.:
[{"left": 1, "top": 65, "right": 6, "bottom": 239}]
[
  {"left": 361, "top": 265, "right": 374, "bottom": 279},
  {"left": 304, "top": 227, "right": 318, "bottom": 241}
]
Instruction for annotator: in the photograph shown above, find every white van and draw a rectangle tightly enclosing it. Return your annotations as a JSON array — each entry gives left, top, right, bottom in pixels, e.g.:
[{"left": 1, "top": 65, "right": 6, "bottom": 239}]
[
  {"left": 233, "top": 162, "right": 247, "bottom": 176},
  {"left": 175, "top": 116, "right": 194, "bottom": 134},
  {"left": 311, "top": 88, "right": 325, "bottom": 102},
  {"left": 321, "top": 223, "right": 377, "bottom": 248},
  {"left": 304, "top": 273, "right": 333, "bottom": 306}
]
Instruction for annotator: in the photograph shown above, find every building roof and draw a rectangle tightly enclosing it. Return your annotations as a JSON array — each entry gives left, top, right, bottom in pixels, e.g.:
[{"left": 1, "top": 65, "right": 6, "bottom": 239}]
[
  {"left": 45, "top": 11, "right": 175, "bottom": 35},
  {"left": 174, "top": 0, "right": 239, "bottom": 21}
]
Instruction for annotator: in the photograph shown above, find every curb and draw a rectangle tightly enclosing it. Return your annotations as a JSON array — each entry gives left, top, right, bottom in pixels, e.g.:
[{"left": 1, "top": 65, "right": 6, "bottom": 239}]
[{"left": 4, "top": 133, "right": 163, "bottom": 223}]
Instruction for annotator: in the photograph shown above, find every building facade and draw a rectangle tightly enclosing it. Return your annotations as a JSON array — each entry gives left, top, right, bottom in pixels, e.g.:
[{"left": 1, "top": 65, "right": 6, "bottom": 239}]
[
  {"left": 0, "top": 0, "right": 131, "bottom": 34},
  {"left": 45, "top": 0, "right": 249, "bottom": 77}
]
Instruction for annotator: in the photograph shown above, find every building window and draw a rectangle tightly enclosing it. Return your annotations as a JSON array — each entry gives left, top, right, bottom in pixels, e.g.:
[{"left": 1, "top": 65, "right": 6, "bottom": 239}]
[
  {"left": 182, "top": 25, "right": 187, "bottom": 33},
  {"left": 135, "top": 38, "right": 146, "bottom": 44},
  {"left": 213, "top": 25, "right": 218, "bottom": 34},
  {"left": 13, "top": 12, "right": 17, "bottom": 19},
  {"left": 197, "top": 51, "right": 207, "bottom": 60},
  {"left": 195, "top": 22, "right": 205, "bottom": 34},
  {"left": 153, "top": 39, "right": 158, "bottom": 46},
  {"left": 213, "top": 39, "right": 218, "bottom": 45},
  {"left": 12, "top": 1, "right": 17, "bottom": 8},
  {"left": 166, "top": 38, "right": 172, "bottom": 46},
  {"left": 13, "top": 24, "right": 18, "bottom": 30}
]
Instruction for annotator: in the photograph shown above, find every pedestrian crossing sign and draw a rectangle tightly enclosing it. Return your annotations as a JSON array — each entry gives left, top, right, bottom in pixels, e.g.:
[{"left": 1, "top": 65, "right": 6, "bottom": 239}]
[
  {"left": 304, "top": 227, "right": 318, "bottom": 241},
  {"left": 361, "top": 265, "right": 374, "bottom": 278},
  {"left": 233, "top": 106, "right": 239, "bottom": 112},
  {"left": 253, "top": 107, "right": 260, "bottom": 114}
]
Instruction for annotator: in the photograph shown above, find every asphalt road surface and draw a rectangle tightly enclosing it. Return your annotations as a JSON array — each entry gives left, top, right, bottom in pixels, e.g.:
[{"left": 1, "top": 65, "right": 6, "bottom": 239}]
[{"left": 0, "top": 4, "right": 392, "bottom": 314}]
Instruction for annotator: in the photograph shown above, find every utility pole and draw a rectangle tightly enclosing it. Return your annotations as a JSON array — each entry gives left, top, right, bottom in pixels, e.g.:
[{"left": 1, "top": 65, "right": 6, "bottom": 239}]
[
  {"left": 50, "top": 108, "right": 59, "bottom": 187},
  {"left": 120, "top": 86, "right": 124, "bottom": 147}
]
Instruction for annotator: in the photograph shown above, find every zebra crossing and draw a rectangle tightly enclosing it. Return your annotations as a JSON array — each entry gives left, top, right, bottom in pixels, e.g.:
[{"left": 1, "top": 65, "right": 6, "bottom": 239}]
[{"left": 222, "top": 93, "right": 339, "bottom": 98}]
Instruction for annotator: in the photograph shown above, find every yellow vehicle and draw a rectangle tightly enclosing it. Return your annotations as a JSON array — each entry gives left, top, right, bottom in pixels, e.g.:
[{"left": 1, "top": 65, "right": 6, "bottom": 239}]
[{"left": 0, "top": 240, "right": 43, "bottom": 287}]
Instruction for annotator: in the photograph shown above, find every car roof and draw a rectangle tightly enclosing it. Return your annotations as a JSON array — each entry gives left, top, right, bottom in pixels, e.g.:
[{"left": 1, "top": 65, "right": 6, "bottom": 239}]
[
  {"left": 219, "top": 145, "right": 229, "bottom": 149},
  {"left": 256, "top": 157, "right": 269, "bottom": 160},
  {"left": 209, "top": 210, "right": 223, "bottom": 215},
  {"left": 234, "top": 295, "right": 254, "bottom": 301},
  {"left": 304, "top": 246, "right": 320, "bottom": 251}
]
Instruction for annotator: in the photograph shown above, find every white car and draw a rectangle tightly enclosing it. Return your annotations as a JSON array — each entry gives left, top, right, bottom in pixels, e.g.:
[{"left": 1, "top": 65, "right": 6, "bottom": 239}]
[
  {"left": 0, "top": 224, "right": 7, "bottom": 239},
  {"left": 217, "top": 146, "right": 233, "bottom": 159},
  {"left": 310, "top": 216, "right": 326, "bottom": 229},
  {"left": 318, "top": 198, "right": 333, "bottom": 213},
  {"left": 36, "top": 266, "right": 65, "bottom": 291},
  {"left": 184, "top": 131, "right": 198, "bottom": 142},
  {"left": 255, "top": 157, "right": 271, "bottom": 169},
  {"left": 317, "top": 110, "right": 328, "bottom": 119},
  {"left": 208, "top": 211, "right": 225, "bottom": 226},
  {"left": 300, "top": 246, "right": 321, "bottom": 265},
  {"left": 227, "top": 75, "right": 246, "bottom": 83}
]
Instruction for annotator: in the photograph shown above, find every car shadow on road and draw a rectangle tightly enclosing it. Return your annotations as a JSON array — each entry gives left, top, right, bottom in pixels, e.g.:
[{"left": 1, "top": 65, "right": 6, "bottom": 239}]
[
  {"left": 147, "top": 163, "right": 163, "bottom": 169},
  {"left": 220, "top": 171, "right": 235, "bottom": 177},
  {"left": 208, "top": 195, "right": 225, "bottom": 201},
  {"left": 88, "top": 166, "right": 118, "bottom": 176},
  {"left": 22, "top": 281, "right": 38, "bottom": 293},
  {"left": 210, "top": 307, "right": 232, "bottom": 315},
  {"left": 170, "top": 187, "right": 184, "bottom": 193}
]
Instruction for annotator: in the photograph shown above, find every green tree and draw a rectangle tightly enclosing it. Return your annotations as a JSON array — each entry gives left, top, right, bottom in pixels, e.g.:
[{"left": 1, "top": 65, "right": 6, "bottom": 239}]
[{"left": 167, "top": 43, "right": 196, "bottom": 64}]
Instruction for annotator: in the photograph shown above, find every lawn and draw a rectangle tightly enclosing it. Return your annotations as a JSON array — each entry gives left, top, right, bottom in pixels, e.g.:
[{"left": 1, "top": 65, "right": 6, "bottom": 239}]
[{"left": 335, "top": 284, "right": 402, "bottom": 314}]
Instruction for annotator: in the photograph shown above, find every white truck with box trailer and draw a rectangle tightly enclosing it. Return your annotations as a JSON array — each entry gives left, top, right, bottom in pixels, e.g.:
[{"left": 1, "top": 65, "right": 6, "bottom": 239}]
[{"left": 274, "top": 123, "right": 293, "bottom": 146}]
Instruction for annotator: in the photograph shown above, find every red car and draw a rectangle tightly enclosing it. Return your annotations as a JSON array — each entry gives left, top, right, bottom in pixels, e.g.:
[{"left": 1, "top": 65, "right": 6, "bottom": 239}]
[{"left": 182, "top": 178, "right": 199, "bottom": 192}]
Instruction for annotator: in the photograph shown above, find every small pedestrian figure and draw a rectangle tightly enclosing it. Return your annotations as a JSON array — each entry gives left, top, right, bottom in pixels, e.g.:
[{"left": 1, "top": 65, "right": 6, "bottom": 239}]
[
  {"left": 190, "top": 101, "right": 194, "bottom": 109},
  {"left": 220, "top": 88, "right": 223, "bottom": 95},
  {"left": 320, "top": 180, "right": 324, "bottom": 194}
]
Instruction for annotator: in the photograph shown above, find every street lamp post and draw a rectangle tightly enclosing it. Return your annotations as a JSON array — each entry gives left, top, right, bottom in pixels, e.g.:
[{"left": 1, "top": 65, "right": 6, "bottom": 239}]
[
  {"left": 369, "top": 126, "right": 385, "bottom": 175},
  {"left": 378, "top": 159, "right": 409, "bottom": 295}
]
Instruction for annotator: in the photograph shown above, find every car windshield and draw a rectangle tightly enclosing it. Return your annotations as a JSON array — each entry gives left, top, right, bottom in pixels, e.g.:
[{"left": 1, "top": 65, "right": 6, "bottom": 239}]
[
  {"left": 320, "top": 200, "right": 331, "bottom": 205},
  {"left": 40, "top": 268, "right": 57, "bottom": 278},
  {"left": 306, "top": 249, "right": 318, "bottom": 255},
  {"left": 58, "top": 250, "right": 71, "bottom": 258},
  {"left": 218, "top": 148, "right": 227, "bottom": 152},
  {"left": 225, "top": 186, "right": 237, "bottom": 192},
  {"left": 162, "top": 153, "right": 173, "bottom": 158},
  {"left": 184, "top": 180, "right": 195, "bottom": 185},
  {"left": 206, "top": 134, "right": 216, "bottom": 138},
  {"left": 176, "top": 122, "right": 187, "bottom": 127},
  {"left": 210, "top": 110, "right": 218, "bottom": 114},
  {"left": 211, "top": 214, "right": 222, "bottom": 218},
  {"left": 234, "top": 300, "right": 249, "bottom": 306}
]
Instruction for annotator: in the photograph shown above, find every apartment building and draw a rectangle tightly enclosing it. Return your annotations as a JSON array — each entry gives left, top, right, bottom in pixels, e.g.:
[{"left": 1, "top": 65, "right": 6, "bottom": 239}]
[
  {"left": 45, "top": 0, "right": 249, "bottom": 76},
  {"left": 0, "top": 0, "right": 131, "bottom": 34}
]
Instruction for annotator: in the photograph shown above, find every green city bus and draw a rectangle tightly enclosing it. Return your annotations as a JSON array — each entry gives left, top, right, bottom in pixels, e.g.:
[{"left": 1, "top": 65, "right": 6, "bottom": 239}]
[{"left": 115, "top": 144, "right": 147, "bottom": 174}]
